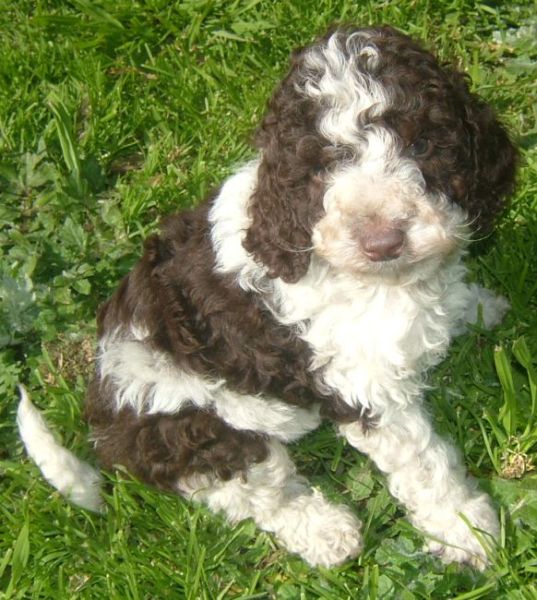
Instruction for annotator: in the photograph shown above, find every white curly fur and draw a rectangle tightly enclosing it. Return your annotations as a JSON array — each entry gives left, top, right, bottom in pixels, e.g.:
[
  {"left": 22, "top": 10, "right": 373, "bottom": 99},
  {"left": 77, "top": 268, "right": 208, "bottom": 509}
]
[
  {"left": 17, "top": 29, "right": 510, "bottom": 570},
  {"left": 206, "top": 158, "right": 504, "bottom": 569},
  {"left": 181, "top": 440, "right": 363, "bottom": 567}
]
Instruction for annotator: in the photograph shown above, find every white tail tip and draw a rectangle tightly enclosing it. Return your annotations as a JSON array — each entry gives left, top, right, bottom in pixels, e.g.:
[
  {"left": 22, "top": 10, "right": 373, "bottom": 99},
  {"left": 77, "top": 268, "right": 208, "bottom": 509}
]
[{"left": 17, "top": 385, "right": 104, "bottom": 513}]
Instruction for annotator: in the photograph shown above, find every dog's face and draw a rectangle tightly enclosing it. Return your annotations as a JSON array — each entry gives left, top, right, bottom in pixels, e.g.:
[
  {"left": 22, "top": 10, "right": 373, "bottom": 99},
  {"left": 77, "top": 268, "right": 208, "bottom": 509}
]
[{"left": 243, "top": 26, "right": 517, "bottom": 283}]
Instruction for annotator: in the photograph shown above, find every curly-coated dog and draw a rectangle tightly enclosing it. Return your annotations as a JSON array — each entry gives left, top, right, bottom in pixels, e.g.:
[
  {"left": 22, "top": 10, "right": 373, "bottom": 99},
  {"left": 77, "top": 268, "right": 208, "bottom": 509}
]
[{"left": 18, "top": 25, "right": 517, "bottom": 569}]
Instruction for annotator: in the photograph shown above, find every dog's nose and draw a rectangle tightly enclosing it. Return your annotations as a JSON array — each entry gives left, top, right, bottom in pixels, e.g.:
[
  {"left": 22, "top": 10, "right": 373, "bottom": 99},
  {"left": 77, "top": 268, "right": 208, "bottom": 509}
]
[{"left": 358, "top": 225, "right": 406, "bottom": 261}]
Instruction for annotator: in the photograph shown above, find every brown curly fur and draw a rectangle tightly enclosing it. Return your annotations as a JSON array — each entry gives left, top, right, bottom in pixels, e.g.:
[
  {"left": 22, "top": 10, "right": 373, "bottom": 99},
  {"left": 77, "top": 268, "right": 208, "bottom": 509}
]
[
  {"left": 85, "top": 25, "right": 517, "bottom": 493},
  {"left": 86, "top": 378, "right": 268, "bottom": 491},
  {"left": 244, "top": 25, "right": 517, "bottom": 282},
  {"left": 86, "top": 203, "right": 364, "bottom": 491}
]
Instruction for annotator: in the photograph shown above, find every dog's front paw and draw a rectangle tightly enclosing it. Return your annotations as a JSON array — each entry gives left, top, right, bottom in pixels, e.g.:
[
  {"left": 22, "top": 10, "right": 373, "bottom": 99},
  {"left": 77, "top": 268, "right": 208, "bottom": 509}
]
[
  {"left": 419, "top": 494, "right": 499, "bottom": 570},
  {"left": 270, "top": 490, "right": 363, "bottom": 567}
]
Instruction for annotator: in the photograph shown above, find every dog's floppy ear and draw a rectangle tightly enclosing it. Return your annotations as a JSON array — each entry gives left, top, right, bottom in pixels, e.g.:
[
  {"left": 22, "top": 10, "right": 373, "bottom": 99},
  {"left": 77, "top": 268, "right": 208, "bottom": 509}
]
[
  {"left": 243, "top": 48, "right": 325, "bottom": 283},
  {"left": 451, "top": 73, "right": 518, "bottom": 231}
]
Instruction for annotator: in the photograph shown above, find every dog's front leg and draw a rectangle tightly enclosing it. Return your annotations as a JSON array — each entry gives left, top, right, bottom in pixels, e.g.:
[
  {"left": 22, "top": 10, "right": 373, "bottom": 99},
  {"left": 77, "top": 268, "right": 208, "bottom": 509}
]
[
  {"left": 183, "top": 438, "right": 363, "bottom": 567},
  {"left": 340, "top": 405, "right": 499, "bottom": 569}
]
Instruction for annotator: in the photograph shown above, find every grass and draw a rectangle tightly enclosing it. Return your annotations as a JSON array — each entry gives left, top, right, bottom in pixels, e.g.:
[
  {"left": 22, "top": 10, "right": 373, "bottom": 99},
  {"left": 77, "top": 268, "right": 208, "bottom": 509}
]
[{"left": 1, "top": 0, "right": 536, "bottom": 598}]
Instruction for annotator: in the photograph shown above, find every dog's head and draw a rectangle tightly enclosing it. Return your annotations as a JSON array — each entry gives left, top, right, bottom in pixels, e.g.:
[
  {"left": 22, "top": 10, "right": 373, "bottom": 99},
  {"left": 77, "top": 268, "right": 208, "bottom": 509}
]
[{"left": 243, "top": 26, "right": 518, "bottom": 283}]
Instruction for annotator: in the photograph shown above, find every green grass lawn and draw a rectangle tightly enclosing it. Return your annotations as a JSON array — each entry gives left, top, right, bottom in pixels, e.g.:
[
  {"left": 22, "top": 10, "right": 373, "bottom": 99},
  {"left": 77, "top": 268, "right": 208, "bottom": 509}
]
[{"left": 1, "top": 1, "right": 536, "bottom": 598}]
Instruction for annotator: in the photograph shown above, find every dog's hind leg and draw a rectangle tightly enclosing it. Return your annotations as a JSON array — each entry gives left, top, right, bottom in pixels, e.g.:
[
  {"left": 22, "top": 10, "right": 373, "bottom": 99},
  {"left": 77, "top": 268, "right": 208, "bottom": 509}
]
[
  {"left": 88, "top": 400, "right": 362, "bottom": 567},
  {"left": 183, "top": 438, "right": 363, "bottom": 568}
]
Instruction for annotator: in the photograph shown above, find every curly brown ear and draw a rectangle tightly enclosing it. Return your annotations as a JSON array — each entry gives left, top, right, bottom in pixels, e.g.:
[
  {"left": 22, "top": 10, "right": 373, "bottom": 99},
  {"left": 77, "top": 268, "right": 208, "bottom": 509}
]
[
  {"left": 243, "top": 49, "right": 326, "bottom": 283},
  {"left": 452, "top": 75, "right": 518, "bottom": 231}
]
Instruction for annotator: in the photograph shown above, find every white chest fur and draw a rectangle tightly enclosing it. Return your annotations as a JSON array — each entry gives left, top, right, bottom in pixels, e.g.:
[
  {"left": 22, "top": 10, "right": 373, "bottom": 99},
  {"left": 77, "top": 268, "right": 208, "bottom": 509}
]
[
  {"left": 209, "top": 163, "right": 470, "bottom": 420},
  {"left": 271, "top": 260, "right": 467, "bottom": 417}
]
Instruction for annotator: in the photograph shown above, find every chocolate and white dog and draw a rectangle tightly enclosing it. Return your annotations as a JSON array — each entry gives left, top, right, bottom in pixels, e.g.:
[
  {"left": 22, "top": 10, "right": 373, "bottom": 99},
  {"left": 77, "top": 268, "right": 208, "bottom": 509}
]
[{"left": 18, "top": 25, "right": 517, "bottom": 569}]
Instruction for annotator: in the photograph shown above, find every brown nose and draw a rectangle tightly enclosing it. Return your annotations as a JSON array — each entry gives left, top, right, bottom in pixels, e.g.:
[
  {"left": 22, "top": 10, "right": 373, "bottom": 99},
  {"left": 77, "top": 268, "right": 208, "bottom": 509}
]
[{"left": 358, "top": 225, "right": 406, "bottom": 262}]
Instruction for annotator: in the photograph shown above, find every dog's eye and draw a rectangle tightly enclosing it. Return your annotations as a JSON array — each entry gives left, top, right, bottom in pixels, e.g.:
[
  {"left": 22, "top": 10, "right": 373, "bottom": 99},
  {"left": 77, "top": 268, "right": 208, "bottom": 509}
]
[{"left": 409, "top": 137, "right": 433, "bottom": 158}]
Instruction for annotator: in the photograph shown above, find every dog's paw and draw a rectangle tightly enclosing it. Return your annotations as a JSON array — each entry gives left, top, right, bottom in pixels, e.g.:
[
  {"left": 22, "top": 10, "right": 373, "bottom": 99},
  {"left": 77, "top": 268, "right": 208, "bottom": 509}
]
[
  {"left": 420, "top": 494, "right": 499, "bottom": 570},
  {"left": 271, "top": 490, "right": 363, "bottom": 567},
  {"left": 466, "top": 284, "right": 510, "bottom": 329}
]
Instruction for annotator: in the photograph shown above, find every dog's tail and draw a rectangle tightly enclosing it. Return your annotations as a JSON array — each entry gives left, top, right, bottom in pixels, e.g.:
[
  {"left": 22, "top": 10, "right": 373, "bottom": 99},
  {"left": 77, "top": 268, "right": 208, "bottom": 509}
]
[{"left": 16, "top": 386, "right": 104, "bottom": 512}]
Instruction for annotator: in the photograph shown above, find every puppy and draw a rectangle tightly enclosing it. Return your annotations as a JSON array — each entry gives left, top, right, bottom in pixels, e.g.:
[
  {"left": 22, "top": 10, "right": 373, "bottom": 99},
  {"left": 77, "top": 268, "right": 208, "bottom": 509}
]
[{"left": 18, "top": 25, "right": 517, "bottom": 569}]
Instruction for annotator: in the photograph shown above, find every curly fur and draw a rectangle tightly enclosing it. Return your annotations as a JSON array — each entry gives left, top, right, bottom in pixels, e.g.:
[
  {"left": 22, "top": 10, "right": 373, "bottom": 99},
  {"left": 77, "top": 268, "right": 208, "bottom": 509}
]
[
  {"left": 245, "top": 26, "right": 516, "bottom": 282},
  {"left": 18, "top": 25, "right": 517, "bottom": 570}
]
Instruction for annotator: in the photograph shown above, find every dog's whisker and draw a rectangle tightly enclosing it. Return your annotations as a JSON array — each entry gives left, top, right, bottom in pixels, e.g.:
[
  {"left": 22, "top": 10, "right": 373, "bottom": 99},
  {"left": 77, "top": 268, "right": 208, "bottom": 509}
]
[{"left": 274, "top": 242, "right": 316, "bottom": 253}]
